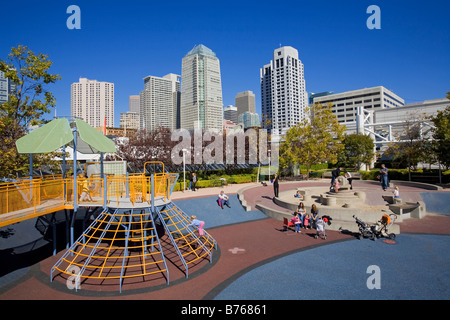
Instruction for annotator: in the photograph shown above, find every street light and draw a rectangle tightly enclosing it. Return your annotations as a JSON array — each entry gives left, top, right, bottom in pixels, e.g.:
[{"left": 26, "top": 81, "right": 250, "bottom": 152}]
[{"left": 182, "top": 148, "right": 187, "bottom": 192}]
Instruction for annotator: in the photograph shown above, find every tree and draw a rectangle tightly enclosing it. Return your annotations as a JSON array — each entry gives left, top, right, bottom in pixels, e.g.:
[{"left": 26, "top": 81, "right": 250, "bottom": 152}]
[
  {"left": 110, "top": 127, "right": 179, "bottom": 172},
  {"left": 279, "top": 103, "right": 346, "bottom": 177},
  {"left": 0, "top": 45, "right": 61, "bottom": 178},
  {"left": 338, "top": 133, "right": 375, "bottom": 170},
  {"left": 384, "top": 120, "right": 427, "bottom": 180},
  {"left": 430, "top": 105, "right": 450, "bottom": 169}
]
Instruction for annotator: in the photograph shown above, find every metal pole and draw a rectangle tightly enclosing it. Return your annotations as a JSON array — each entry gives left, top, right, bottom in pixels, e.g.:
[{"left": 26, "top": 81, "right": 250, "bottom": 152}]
[
  {"left": 182, "top": 149, "right": 186, "bottom": 192},
  {"left": 71, "top": 126, "right": 78, "bottom": 251}
]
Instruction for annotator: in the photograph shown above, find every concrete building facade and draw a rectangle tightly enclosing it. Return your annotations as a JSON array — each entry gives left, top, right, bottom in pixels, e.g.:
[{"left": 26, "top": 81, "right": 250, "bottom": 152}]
[
  {"left": 260, "top": 46, "right": 308, "bottom": 135},
  {"left": 71, "top": 77, "right": 114, "bottom": 128}
]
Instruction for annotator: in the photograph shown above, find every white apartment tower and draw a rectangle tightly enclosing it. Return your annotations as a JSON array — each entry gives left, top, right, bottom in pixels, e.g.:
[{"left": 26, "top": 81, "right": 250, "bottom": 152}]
[
  {"left": 260, "top": 46, "right": 308, "bottom": 135},
  {"left": 71, "top": 77, "right": 114, "bottom": 128},
  {"left": 181, "top": 44, "right": 224, "bottom": 131},
  {"left": 140, "top": 73, "right": 180, "bottom": 131}
]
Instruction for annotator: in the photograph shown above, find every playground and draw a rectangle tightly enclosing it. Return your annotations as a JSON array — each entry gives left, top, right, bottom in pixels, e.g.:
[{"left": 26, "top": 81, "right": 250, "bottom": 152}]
[
  {"left": 1, "top": 178, "right": 450, "bottom": 300},
  {"left": 0, "top": 118, "right": 449, "bottom": 300}
]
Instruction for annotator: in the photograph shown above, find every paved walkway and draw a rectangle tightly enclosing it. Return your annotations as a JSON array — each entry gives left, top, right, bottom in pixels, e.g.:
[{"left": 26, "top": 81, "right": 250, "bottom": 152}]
[{"left": 0, "top": 179, "right": 449, "bottom": 302}]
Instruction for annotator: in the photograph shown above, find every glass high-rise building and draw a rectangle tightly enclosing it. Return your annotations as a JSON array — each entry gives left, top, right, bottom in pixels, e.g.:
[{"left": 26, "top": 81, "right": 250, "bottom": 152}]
[
  {"left": 180, "top": 44, "right": 223, "bottom": 131},
  {"left": 260, "top": 46, "right": 308, "bottom": 135}
]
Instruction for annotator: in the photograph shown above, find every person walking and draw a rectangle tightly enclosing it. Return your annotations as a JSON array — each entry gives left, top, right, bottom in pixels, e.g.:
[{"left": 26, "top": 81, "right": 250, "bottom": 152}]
[
  {"left": 192, "top": 172, "right": 197, "bottom": 191},
  {"left": 273, "top": 173, "right": 279, "bottom": 198}
]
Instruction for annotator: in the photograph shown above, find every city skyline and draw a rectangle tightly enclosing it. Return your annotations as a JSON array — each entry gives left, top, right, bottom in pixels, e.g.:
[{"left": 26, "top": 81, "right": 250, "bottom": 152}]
[{"left": 1, "top": 0, "right": 449, "bottom": 127}]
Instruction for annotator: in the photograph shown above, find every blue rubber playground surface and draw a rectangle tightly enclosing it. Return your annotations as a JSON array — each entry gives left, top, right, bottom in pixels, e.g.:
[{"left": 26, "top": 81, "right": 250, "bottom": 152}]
[
  {"left": 1, "top": 193, "right": 449, "bottom": 300},
  {"left": 175, "top": 195, "right": 450, "bottom": 300},
  {"left": 212, "top": 233, "right": 450, "bottom": 300},
  {"left": 421, "top": 192, "right": 450, "bottom": 215},
  {"left": 174, "top": 194, "right": 267, "bottom": 228}
]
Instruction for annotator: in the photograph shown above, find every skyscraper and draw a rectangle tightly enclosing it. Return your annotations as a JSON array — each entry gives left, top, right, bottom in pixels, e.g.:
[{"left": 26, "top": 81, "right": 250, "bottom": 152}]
[
  {"left": 139, "top": 73, "right": 180, "bottom": 131},
  {"left": 180, "top": 44, "right": 224, "bottom": 131},
  {"left": 129, "top": 95, "right": 140, "bottom": 113},
  {"left": 224, "top": 105, "right": 238, "bottom": 124},
  {"left": 0, "top": 70, "right": 16, "bottom": 104},
  {"left": 71, "top": 77, "right": 114, "bottom": 128},
  {"left": 260, "top": 46, "right": 308, "bottom": 135},
  {"left": 235, "top": 90, "right": 256, "bottom": 120}
]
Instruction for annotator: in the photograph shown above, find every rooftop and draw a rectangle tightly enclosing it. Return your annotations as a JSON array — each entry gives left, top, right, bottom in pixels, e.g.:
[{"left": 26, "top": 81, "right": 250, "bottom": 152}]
[{"left": 184, "top": 44, "right": 216, "bottom": 58}]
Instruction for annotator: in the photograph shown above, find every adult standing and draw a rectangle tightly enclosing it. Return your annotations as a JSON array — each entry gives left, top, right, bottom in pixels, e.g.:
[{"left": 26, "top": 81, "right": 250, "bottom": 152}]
[
  {"left": 380, "top": 164, "right": 389, "bottom": 191},
  {"left": 192, "top": 172, "right": 197, "bottom": 191},
  {"left": 188, "top": 171, "right": 192, "bottom": 191},
  {"left": 344, "top": 170, "right": 353, "bottom": 190},
  {"left": 331, "top": 167, "right": 341, "bottom": 189},
  {"left": 273, "top": 173, "right": 279, "bottom": 198}
]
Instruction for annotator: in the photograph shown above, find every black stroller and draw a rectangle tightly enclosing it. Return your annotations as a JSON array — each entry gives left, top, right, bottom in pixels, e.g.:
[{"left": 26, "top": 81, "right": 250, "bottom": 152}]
[{"left": 353, "top": 214, "right": 396, "bottom": 241}]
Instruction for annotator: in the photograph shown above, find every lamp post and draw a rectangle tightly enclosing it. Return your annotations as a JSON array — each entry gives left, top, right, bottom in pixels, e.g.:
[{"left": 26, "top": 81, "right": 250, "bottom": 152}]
[
  {"left": 268, "top": 149, "right": 271, "bottom": 182},
  {"left": 182, "top": 148, "right": 187, "bottom": 192}
]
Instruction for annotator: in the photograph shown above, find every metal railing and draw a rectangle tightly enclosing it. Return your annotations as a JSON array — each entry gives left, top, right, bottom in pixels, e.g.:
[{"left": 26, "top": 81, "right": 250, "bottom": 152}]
[{"left": 0, "top": 172, "right": 179, "bottom": 227}]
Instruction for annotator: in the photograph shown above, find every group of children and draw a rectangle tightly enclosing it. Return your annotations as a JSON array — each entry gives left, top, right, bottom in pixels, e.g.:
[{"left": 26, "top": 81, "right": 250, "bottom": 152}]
[
  {"left": 289, "top": 203, "right": 329, "bottom": 239},
  {"left": 290, "top": 203, "right": 320, "bottom": 232}
]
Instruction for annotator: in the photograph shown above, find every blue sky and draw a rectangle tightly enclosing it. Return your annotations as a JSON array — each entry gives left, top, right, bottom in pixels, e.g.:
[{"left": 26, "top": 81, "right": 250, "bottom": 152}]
[{"left": 1, "top": 0, "right": 449, "bottom": 126}]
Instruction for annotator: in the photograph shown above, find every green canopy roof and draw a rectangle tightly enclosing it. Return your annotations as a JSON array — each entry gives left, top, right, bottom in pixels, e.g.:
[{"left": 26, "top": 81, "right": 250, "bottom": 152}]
[
  {"left": 74, "top": 119, "right": 116, "bottom": 154},
  {"left": 15, "top": 118, "right": 116, "bottom": 154}
]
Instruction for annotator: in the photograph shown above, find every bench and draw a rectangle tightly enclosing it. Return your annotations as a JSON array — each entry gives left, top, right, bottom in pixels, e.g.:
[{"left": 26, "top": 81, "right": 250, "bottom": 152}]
[{"left": 388, "top": 201, "right": 426, "bottom": 219}]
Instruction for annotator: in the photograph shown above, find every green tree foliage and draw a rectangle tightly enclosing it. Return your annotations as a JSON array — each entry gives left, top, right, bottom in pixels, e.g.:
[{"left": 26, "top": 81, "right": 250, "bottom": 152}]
[
  {"left": 430, "top": 105, "right": 450, "bottom": 169},
  {"left": 338, "top": 133, "right": 375, "bottom": 170},
  {"left": 279, "top": 103, "right": 346, "bottom": 177},
  {"left": 0, "top": 45, "right": 61, "bottom": 178},
  {"left": 384, "top": 120, "right": 427, "bottom": 180}
]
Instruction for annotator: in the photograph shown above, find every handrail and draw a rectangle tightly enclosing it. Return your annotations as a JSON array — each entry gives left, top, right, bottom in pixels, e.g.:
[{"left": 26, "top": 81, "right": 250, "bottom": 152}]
[
  {"left": 0, "top": 172, "right": 179, "bottom": 227},
  {"left": 143, "top": 161, "right": 165, "bottom": 174}
]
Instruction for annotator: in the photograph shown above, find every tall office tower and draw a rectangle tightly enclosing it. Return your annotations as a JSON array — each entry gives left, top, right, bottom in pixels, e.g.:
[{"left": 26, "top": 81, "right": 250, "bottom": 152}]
[
  {"left": 235, "top": 90, "right": 256, "bottom": 120},
  {"left": 224, "top": 105, "right": 238, "bottom": 124},
  {"left": 260, "top": 46, "right": 308, "bottom": 135},
  {"left": 0, "top": 70, "right": 16, "bottom": 104},
  {"left": 129, "top": 95, "right": 140, "bottom": 113},
  {"left": 71, "top": 77, "right": 114, "bottom": 128},
  {"left": 180, "top": 44, "right": 224, "bottom": 131},
  {"left": 139, "top": 73, "right": 180, "bottom": 131}
]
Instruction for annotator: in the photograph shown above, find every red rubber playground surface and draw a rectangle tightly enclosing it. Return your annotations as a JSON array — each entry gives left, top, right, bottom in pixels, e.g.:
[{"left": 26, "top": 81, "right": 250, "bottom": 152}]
[{"left": 0, "top": 180, "right": 449, "bottom": 300}]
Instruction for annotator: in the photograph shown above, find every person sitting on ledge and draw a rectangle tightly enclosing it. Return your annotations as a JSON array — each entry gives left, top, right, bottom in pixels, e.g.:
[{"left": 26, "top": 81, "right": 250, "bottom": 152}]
[{"left": 294, "top": 190, "right": 304, "bottom": 200}]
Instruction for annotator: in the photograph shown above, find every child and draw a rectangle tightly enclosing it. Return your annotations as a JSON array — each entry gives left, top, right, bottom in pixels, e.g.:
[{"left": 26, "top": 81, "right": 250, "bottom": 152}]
[
  {"left": 334, "top": 179, "right": 340, "bottom": 193},
  {"left": 188, "top": 215, "right": 205, "bottom": 236},
  {"left": 303, "top": 213, "right": 310, "bottom": 229},
  {"left": 217, "top": 190, "right": 230, "bottom": 209},
  {"left": 393, "top": 186, "right": 400, "bottom": 199},
  {"left": 294, "top": 190, "right": 304, "bottom": 200},
  {"left": 315, "top": 217, "right": 327, "bottom": 239},
  {"left": 79, "top": 174, "right": 93, "bottom": 202},
  {"left": 290, "top": 213, "right": 302, "bottom": 233}
]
